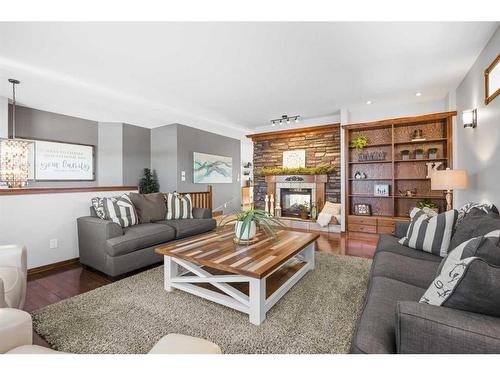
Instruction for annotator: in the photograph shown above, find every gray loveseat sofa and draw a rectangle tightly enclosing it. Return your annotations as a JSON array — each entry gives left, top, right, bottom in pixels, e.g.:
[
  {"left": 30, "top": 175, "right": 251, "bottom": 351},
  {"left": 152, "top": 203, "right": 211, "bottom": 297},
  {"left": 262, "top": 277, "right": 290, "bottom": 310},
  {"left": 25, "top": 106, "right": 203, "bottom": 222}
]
[
  {"left": 351, "top": 221, "right": 500, "bottom": 354},
  {"left": 77, "top": 207, "right": 216, "bottom": 277}
]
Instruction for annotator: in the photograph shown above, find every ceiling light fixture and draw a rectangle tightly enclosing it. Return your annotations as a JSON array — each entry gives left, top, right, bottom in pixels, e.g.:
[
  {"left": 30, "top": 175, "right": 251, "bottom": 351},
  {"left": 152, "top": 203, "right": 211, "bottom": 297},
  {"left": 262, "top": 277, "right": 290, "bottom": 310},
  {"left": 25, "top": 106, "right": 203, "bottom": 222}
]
[
  {"left": 0, "top": 79, "right": 33, "bottom": 188},
  {"left": 416, "top": 92, "right": 422, "bottom": 97},
  {"left": 366, "top": 100, "right": 372, "bottom": 105},
  {"left": 270, "top": 114, "right": 300, "bottom": 127}
]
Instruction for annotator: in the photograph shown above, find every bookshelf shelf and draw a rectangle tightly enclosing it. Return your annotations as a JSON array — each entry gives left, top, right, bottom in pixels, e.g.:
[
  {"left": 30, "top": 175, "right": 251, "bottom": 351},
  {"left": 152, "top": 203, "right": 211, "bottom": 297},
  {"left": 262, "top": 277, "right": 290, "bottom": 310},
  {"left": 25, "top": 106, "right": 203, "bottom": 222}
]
[{"left": 344, "top": 111, "right": 455, "bottom": 233}]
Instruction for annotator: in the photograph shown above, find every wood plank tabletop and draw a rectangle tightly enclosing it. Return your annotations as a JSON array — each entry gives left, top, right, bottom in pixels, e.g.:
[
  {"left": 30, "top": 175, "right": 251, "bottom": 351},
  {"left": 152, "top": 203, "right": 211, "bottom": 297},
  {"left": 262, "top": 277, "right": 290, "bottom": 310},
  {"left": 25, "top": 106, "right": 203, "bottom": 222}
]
[{"left": 155, "top": 229, "right": 319, "bottom": 279}]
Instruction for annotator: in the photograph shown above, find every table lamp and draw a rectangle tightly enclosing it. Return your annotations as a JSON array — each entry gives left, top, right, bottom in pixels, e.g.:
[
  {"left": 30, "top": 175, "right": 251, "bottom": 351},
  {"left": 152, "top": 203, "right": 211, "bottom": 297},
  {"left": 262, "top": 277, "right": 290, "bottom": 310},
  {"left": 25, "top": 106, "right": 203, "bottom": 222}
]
[{"left": 431, "top": 168, "right": 468, "bottom": 211}]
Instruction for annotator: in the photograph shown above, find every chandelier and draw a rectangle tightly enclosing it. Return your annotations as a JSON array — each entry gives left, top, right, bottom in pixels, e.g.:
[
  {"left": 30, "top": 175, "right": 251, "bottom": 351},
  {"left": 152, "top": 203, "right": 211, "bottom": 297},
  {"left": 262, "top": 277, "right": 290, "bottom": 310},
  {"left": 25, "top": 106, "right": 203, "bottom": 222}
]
[
  {"left": 0, "top": 79, "right": 33, "bottom": 188},
  {"left": 271, "top": 114, "right": 300, "bottom": 127}
]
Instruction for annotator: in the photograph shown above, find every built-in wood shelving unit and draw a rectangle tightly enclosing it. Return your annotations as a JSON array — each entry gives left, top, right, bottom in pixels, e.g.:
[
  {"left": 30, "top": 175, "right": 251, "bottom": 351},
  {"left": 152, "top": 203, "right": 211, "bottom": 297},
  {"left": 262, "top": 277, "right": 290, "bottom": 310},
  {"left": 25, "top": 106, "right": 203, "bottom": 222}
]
[{"left": 343, "top": 111, "right": 456, "bottom": 234}]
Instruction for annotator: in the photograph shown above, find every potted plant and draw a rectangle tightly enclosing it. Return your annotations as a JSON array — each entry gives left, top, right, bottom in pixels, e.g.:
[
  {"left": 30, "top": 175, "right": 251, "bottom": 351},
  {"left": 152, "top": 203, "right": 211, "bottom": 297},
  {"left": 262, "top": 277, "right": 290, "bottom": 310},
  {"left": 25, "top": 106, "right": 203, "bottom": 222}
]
[
  {"left": 401, "top": 149, "right": 410, "bottom": 160},
  {"left": 139, "top": 168, "right": 159, "bottom": 193},
  {"left": 350, "top": 136, "right": 368, "bottom": 150},
  {"left": 219, "top": 208, "right": 284, "bottom": 242},
  {"left": 414, "top": 148, "right": 424, "bottom": 160},
  {"left": 298, "top": 203, "right": 310, "bottom": 220},
  {"left": 428, "top": 148, "right": 438, "bottom": 159},
  {"left": 416, "top": 200, "right": 439, "bottom": 214}
]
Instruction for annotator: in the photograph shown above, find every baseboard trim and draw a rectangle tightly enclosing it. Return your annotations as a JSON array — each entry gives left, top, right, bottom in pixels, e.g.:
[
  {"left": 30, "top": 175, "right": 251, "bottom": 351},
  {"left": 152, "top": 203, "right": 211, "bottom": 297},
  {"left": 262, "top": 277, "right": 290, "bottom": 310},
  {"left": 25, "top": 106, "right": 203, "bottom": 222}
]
[{"left": 28, "top": 257, "right": 80, "bottom": 276}]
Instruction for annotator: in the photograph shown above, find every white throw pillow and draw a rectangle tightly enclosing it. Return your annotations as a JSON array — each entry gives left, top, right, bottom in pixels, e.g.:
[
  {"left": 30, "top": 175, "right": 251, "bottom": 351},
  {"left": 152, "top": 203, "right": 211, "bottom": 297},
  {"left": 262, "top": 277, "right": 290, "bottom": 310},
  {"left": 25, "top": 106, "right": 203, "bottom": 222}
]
[{"left": 322, "top": 202, "right": 341, "bottom": 215}]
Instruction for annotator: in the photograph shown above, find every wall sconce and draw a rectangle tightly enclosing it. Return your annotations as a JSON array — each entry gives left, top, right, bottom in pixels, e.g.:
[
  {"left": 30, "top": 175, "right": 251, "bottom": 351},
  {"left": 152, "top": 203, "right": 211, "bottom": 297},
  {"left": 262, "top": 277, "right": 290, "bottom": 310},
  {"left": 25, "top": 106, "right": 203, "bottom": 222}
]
[{"left": 462, "top": 109, "right": 477, "bottom": 129}]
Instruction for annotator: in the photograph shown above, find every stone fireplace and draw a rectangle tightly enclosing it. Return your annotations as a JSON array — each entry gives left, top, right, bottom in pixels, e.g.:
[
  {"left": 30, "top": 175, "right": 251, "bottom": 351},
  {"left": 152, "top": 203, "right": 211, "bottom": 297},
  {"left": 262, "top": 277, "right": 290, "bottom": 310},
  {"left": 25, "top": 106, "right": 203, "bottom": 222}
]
[{"left": 248, "top": 125, "right": 341, "bottom": 210}]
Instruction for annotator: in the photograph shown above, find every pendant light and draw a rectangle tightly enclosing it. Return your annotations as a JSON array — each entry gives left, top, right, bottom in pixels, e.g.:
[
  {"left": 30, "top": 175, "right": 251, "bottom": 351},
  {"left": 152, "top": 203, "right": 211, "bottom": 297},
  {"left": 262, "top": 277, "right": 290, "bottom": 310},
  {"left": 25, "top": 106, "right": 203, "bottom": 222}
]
[{"left": 0, "top": 79, "right": 33, "bottom": 188}]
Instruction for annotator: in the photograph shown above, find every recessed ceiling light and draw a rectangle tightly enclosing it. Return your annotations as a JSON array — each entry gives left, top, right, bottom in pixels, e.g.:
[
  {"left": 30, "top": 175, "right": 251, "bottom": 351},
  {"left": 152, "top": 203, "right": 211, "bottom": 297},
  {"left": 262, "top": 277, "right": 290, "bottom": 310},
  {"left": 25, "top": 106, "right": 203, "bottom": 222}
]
[
  {"left": 415, "top": 92, "right": 422, "bottom": 97},
  {"left": 366, "top": 100, "right": 372, "bottom": 105}
]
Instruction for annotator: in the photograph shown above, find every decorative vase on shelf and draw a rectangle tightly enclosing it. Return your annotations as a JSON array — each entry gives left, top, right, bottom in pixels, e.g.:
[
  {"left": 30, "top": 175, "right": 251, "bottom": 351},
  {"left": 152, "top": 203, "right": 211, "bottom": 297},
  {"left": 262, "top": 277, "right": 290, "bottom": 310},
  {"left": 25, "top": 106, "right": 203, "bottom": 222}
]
[
  {"left": 310, "top": 204, "right": 317, "bottom": 220},
  {"left": 234, "top": 221, "right": 257, "bottom": 241}
]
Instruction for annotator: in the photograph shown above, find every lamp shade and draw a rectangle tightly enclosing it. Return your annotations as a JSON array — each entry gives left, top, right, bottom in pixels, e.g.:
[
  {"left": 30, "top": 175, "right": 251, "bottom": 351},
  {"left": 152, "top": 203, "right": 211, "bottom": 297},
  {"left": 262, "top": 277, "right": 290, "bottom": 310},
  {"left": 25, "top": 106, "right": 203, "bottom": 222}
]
[{"left": 431, "top": 169, "right": 468, "bottom": 191}]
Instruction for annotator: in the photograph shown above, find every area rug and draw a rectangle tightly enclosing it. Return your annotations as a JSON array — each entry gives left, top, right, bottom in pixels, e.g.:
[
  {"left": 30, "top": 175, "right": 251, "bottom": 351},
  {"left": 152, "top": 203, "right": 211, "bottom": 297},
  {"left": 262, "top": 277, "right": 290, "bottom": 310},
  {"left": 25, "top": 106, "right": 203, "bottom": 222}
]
[{"left": 32, "top": 253, "right": 371, "bottom": 354}]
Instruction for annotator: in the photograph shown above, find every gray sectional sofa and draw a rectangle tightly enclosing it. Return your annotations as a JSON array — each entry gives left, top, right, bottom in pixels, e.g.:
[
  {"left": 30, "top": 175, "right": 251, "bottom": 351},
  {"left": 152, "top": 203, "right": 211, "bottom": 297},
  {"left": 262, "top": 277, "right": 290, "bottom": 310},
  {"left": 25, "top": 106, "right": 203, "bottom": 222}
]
[
  {"left": 351, "top": 221, "right": 500, "bottom": 354},
  {"left": 77, "top": 207, "right": 216, "bottom": 277}
]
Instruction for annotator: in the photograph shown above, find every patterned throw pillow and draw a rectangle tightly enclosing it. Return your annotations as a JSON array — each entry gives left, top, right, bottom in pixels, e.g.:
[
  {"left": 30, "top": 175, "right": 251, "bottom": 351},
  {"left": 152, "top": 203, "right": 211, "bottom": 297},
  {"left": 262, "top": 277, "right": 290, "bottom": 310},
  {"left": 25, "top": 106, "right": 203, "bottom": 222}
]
[
  {"left": 91, "top": 194, "right": 138, "bottom": 227},
  {"left": 456, "top": 202, "right": 498, "bottom": 225},
  {"left": 436, "top": 229, "right": 500, "bottom": 275},
  {"left": 420, "top": 257, "right": 500, "bottom": 317},
  {"left": 399, "top": 207, "right": 458, "bottom": 257},
  {"left": 91, "top": 197, "right": 107, "bottom": 219},
  {"left": 165, "top": 193, "right": 193, "bottom": 219}
]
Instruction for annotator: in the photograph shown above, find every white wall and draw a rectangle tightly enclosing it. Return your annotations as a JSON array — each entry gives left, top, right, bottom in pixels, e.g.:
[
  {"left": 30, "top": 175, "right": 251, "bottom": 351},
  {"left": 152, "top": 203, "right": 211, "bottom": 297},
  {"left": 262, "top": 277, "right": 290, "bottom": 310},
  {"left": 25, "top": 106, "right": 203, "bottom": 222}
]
[
  {"left": 97, "top": 122, "right": 123, "bottom": 185},
  {"left": 455, "top": 27, "right": 500, "bottom": 206},
  {"left": 348, "top": 98, "right": 447, "bottom": 124},
  {"left": 249, "top": 114, "right": 340, "bottom": 134},
  {"left": 0, "top": 96, "right": 7, "bottom": 138},
  {"left": 0, "top": 189, "right": 137, "bottom": 268}
]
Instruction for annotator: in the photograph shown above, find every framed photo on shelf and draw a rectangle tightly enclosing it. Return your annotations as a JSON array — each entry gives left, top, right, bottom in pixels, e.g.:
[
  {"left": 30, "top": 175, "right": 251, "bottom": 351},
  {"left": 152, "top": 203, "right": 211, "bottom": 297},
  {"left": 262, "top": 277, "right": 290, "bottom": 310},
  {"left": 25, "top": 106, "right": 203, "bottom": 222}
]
[
  {"left": 354, "top": 203, "right": 371, "bottom": 216},
  {"left": 374, "top": 184, "right": 389, "bottom": 197}
]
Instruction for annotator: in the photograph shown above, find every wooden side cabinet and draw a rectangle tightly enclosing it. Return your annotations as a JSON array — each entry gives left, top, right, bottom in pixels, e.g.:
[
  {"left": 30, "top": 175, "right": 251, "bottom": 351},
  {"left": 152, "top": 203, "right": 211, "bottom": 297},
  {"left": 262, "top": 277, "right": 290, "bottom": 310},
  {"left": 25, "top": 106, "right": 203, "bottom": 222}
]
[{"left": 348, "top": 215, "right": 408, "bottom": 235}]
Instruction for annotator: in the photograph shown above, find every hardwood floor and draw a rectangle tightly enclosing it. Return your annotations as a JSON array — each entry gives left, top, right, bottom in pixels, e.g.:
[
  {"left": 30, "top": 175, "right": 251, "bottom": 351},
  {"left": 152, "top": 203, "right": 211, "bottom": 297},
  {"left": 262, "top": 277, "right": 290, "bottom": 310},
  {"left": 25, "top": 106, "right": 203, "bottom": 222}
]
[{"left": 24, "top": 231, "right": 378, "bottom": 349}]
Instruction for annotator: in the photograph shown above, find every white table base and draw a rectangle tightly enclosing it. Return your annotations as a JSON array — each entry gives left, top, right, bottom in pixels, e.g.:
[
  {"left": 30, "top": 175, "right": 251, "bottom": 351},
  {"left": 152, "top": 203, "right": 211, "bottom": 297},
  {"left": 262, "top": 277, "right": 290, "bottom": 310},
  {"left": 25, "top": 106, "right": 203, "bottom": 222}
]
[{"left": 163, "top": 242, "right": 315, "bottom": 325}]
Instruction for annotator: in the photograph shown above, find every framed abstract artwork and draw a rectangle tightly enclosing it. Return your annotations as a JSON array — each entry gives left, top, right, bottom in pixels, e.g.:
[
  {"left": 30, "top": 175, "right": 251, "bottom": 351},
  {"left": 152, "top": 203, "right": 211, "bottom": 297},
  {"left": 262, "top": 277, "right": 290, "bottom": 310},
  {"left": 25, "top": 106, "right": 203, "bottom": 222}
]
[{"left": 193, "top": 152, "right": 233, "bottom": 183}]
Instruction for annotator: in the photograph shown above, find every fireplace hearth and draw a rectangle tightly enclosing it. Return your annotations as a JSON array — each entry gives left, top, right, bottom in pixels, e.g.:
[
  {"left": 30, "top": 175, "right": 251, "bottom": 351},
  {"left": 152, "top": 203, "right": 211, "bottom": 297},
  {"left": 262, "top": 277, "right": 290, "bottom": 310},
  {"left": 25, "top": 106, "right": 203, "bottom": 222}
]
[{"left": 280, "top": 188, "right": 312, "bottom": 218}]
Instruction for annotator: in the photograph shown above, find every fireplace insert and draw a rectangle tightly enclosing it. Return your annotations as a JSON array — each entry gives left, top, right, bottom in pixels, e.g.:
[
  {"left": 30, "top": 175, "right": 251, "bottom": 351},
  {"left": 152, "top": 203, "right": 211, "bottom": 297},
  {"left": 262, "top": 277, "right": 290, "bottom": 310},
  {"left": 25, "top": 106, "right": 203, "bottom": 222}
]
[{"left": 280, "top": 188, "right": 312, "bottom": 218}]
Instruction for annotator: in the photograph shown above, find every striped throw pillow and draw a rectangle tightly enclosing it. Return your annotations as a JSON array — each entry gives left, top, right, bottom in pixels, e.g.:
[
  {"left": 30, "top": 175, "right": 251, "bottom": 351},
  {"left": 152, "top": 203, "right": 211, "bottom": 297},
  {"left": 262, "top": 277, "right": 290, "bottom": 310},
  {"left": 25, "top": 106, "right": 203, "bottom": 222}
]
[
  {"left": 399, "top": 207, "right": 458, "bottom": 257},
  {"left": 100, "top": 194, "right": 138, "bottom": 228},
  {"left": 165, "top": 193, "right": 193, "bottom": 219}
]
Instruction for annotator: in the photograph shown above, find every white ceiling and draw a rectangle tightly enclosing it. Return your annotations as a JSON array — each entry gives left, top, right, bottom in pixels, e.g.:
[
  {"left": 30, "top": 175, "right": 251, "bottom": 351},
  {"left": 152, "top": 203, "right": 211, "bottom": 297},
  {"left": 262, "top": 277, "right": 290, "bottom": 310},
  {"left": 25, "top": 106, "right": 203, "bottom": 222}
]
[{"left": 0, "top": 22, "right": 497, "bottom": 136}]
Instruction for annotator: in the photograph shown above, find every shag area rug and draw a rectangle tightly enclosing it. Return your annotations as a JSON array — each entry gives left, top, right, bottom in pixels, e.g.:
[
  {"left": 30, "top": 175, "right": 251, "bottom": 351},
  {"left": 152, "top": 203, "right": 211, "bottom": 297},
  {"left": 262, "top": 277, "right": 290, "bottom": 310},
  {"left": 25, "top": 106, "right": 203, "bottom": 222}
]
[{"left": 32, "top": 253, "right": 371, "bottom": 354}]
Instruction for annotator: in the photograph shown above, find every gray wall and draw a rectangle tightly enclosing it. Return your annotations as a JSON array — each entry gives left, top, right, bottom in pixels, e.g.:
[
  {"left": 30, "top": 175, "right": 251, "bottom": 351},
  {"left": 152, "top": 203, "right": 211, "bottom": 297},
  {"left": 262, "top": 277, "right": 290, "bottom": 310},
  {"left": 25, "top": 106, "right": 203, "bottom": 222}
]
[
  {"left": 151, "top": 124, "right": 178, "bottom": 192},
  {"left": 7, "top": 106, "right": 153, "bottom": 188},
  {"left": 8, "top": 105, "right": 99, "bottom": 187},
  {"left": 123, "top": 123, "right": 151, "bottom": 186},
  {"left": 455, "top": 26, "right": 500, "bottom": 206},
  {"left": 97, "top": 122, "right": 123, "bottom": 185},
  {"left": 176, "top": 124, "right": 241, "bottom": 213}
]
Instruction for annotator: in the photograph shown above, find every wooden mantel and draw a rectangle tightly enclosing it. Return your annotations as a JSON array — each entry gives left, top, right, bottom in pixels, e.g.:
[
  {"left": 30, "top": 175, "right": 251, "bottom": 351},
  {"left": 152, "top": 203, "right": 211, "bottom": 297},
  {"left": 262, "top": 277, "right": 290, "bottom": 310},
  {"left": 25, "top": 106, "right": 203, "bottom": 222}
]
[{"left": 247, "top": 123, "right": 340, "bottom": 142}]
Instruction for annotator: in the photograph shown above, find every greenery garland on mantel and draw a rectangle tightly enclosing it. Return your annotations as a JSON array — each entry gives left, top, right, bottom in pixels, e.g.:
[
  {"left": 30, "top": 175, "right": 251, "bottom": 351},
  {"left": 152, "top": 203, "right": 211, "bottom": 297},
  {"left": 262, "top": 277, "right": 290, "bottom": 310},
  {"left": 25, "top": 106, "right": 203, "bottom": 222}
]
[{"left": 261, "top": 165, "right": 336, "bottom": 176}]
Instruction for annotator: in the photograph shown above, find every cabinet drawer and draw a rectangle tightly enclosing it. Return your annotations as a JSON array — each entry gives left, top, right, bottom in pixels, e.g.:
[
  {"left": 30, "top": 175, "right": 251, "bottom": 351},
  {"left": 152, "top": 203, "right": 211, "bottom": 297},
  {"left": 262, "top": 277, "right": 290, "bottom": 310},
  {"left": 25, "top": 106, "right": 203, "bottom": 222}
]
[
  {"left": 348, "top": 223, "right": 377, "bottom": 233},
  {"left": 377, "top": 218, "right": 395, "bottom": 226},
  {"left": 349, "top": 216, "right": 377, "bottom": 225},
  {"left": 378, "top": 225, "right": 395, "bottom": 234}
]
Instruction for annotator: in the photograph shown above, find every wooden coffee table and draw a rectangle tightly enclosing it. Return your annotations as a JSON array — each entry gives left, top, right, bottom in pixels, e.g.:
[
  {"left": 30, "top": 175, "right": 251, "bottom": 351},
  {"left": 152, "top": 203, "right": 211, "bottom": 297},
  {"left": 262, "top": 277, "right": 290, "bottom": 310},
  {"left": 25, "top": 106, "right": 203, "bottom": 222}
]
[{"left": 155, "top": 229, "right": 319, "bottom": 325}]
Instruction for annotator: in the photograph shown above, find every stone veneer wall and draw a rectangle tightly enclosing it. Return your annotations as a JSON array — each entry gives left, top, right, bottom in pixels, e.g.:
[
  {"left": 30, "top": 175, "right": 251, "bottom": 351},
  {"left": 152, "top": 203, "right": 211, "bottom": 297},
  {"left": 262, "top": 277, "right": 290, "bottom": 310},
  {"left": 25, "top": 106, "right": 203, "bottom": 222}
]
[{"left": 252, "top": 127, "right": 341, "bottom": 209}]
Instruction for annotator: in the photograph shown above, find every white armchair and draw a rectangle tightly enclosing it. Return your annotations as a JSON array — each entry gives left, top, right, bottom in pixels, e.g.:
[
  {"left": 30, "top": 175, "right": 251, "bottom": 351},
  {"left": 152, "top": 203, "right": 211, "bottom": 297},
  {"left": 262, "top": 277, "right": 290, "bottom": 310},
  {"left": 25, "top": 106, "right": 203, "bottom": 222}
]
[
  {"left": 0, "top": 308, "right": 222, "bottom": 354},
  {"left": 0, "top": 245, "right": 27, "bottom": 309}
]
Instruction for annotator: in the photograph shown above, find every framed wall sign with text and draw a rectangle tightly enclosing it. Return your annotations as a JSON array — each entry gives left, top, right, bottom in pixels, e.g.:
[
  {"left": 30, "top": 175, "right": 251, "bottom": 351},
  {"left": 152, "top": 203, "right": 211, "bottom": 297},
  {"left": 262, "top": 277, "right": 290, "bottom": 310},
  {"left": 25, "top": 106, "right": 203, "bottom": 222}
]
[{"left": 26, "top": 139, "right": 95, "bottom": 181}]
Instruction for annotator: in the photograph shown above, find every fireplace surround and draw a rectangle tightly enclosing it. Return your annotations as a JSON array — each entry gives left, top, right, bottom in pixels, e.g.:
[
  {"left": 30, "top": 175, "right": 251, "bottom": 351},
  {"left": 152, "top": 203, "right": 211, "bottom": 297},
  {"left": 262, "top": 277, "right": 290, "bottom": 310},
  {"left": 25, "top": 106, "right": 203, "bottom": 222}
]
[{"left": 265, "top": 174, "right": 327, "bottom": 218}]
